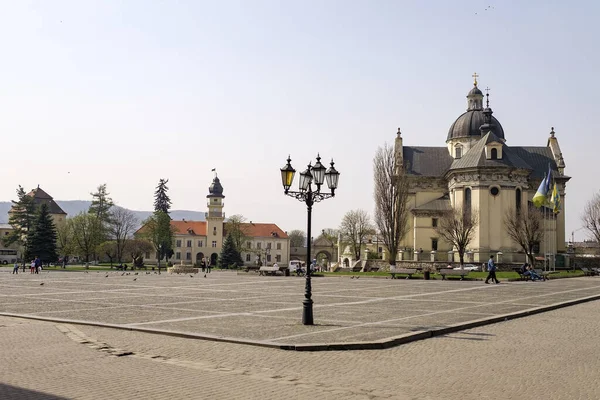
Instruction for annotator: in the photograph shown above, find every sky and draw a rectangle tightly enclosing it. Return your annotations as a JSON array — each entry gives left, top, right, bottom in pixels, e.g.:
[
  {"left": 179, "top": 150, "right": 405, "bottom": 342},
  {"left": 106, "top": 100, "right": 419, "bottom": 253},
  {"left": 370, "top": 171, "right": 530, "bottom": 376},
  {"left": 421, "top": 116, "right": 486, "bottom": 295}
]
[{"left": 0, "top": 0, "right": 598, "bottom": 241}]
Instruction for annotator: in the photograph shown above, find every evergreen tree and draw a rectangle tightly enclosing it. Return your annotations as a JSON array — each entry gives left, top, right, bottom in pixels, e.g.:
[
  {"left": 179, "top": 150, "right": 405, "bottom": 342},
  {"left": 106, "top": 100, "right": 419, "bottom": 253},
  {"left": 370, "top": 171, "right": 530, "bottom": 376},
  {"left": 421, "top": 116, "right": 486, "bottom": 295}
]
[
  {"left": 3, "top": 186, "right": 36, "bottom": 264},
  {"left": 26, "top": 203, "right": 58, "bottom": 264},
  {"left": 154, "top": 179, "right": 171, "bottom": 213},
  {"left": 219, "top": 234, "right": 242, "bottom": 269},
  {"left": 89, "top": 184, "right": 114, "bottom": 223}
]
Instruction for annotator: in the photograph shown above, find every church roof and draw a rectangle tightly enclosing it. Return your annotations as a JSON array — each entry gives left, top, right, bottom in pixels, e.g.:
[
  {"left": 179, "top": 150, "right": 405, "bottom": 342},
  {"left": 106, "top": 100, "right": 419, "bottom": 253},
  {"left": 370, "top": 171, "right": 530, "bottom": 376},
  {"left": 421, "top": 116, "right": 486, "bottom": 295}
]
[
  {"left": 510, "top": 147, "right": 560, "bottom": 179},
  {"left": 403, "top": 147, "right": 453, "bottom": 177},
  {"left": 17, "top": 187, "right": 67, "bottom": 215},
  {"left": 412, "top": 195, "right": 451, "bottom": 213},
  {"left": 450, "top": 132, "right": 532, "bottom": 171},
  {"left": 447, "top": 110, "right": 505, "bottom": 141}
]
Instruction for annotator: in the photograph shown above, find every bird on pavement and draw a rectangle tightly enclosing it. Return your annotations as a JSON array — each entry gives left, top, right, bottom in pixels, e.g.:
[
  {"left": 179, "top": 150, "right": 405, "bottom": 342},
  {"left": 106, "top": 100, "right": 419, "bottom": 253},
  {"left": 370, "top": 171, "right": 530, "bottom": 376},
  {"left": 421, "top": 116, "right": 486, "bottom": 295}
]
[
  {"left": 133, "top": 278, "right": 137, "bottom": 281},
  {"left": 105, "top": 274, "right": 109, "bottom": 278},
  {"left": 121, "top": 272, "right": 125, "bottom": 276},
  {"left": 40, "top": 282, "right": 44, "bottom": 286},
  {"left": 204, "top": 274, "right": 207, "bottom": 278},
  {"left": 190, "top": 275, "right": 194, "bottom": 278}
]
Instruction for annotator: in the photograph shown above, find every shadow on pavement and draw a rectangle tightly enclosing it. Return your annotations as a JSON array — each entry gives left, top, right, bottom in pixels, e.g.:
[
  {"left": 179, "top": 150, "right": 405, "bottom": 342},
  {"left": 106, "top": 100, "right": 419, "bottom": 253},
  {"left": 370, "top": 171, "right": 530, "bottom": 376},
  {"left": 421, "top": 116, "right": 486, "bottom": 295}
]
[{"left": 0, "top": 383, "right": 68, "bottom": 399}]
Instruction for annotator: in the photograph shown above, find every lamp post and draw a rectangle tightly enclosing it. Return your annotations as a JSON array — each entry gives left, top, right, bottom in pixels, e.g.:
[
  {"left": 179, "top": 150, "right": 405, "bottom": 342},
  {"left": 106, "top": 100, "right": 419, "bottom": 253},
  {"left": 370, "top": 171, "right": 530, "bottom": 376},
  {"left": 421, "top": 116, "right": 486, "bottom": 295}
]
[{"left": 280, "top": 154, "right": 340, "bottom": 325}]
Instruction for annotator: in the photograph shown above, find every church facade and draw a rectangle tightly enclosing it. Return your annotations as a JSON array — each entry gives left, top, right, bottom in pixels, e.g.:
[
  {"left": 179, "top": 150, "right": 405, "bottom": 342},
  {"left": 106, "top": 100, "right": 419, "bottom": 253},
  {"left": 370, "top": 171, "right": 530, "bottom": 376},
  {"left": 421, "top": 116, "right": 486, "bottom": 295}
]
[{"left": 396, "top": 76, "right": 569, "bottom": 264}]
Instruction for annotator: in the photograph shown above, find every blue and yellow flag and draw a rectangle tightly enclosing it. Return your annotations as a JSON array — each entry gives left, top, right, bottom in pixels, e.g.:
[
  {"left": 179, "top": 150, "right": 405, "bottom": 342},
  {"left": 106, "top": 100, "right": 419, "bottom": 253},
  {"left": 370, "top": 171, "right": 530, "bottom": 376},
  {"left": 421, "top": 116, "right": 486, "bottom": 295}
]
[
  {"left": 532, "top": 173, "right": 549, "bottom": 207},
  {"left": 550, "top": 183, "right": 561, "bottom": 214}
]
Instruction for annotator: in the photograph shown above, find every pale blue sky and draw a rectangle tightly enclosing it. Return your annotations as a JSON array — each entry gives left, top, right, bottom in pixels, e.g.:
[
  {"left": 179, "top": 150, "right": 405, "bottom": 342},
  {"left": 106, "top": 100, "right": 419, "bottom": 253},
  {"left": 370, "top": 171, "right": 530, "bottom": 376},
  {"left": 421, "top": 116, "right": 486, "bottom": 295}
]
[{"left": 0, "top": 1, "right": 597, "bottom": 240}]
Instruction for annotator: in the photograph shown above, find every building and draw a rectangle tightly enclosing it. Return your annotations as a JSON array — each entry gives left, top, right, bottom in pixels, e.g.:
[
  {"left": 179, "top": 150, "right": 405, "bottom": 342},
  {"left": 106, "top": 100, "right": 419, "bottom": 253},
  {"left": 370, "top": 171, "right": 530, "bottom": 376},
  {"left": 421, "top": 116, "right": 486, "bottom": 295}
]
[
  {"left": 8, "top": 186, "right": 67, "bottom": 227},
  {"left": 139, "top": 175, "right": 290, "bottom": 267},
  {"left": 394, "top": 75, "right": 569, "bottom": 264}
]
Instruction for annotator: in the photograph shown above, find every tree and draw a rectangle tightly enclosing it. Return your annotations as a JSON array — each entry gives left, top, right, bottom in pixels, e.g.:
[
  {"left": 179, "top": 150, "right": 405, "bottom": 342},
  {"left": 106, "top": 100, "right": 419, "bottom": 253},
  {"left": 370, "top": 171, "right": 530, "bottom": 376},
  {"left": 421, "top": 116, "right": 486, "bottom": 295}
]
[
  {"left": 225, "top": 214, "right": 250, "bottom": 252},
  {"left": 504, "top": 205, "right": 544, "bottom": 266},
  {"left": 154, "top": 179, "right": 171, "bottom": 213},
  {"left": 219, "top": 234, "right": 243, "bottom": 268},
  {"left": 56, "top": 221, "right": 75, "bottom": 263},
  {"left": 97, "top": 241, "right": 118, "bottom": 266},
  {"left": 435, "top": 206, "right": 479, "bottom": 266},
  {"left": 124, "top": 239, "right": 153, "bottom": 267},
  {"left": 339, "top": 209, "right": 375, "bottom": 260},
  {"left": 26, "top": 203, "right": 58, "bottom": 264},
  {"left": 89, "top": 184, "right": 114, "bottom": 223},
  {"left": 109, "top": 206, "right": 138, "bottom": 263},
  {"left": 373, "top": 143, "right": 410, "bottom": 266},
  {"left": 143, "top": 211, "right": 174, "bottom": 270},
  {"left": 582, "top": 192, "right": 600, "bottom": 244},
  {"left": 70, "top": 213, "right": 103, "bottom": 263},
  {"left": 3, "top": 185, "right": 36, "bottom": 264},
  {"left": 288, "top": 229, "right": 306, "bottom": 247}
]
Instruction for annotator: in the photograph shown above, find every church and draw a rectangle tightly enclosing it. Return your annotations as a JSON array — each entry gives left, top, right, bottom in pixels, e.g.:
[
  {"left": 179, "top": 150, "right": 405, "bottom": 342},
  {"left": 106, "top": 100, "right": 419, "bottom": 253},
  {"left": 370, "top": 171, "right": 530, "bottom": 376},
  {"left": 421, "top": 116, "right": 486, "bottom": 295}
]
[{"left": 395, "top": 75, "right": 569, "bottom": 264}]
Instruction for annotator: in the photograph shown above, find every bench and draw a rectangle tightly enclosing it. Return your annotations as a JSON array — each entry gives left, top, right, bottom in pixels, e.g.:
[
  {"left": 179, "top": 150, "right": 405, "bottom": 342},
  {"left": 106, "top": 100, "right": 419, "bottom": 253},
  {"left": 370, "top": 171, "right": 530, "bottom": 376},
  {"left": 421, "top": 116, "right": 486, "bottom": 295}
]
[
  {"left": 389, "top": 268, "right": 417, "bottom": 279},
  {"left": 439, "top": 268, "right": 470, "bottom": 280},
  {"left": 581, "top": 267, "right": 599, "bottom": 276},
  {"left": 259, "top": 266, "right": 282, "bottom": 276}
]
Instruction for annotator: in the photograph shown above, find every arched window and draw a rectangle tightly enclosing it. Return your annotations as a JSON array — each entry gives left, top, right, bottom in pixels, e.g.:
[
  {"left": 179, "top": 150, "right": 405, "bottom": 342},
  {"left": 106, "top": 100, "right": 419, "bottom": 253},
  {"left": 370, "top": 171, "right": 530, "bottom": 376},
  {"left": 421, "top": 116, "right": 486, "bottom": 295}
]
[
  {"left": 455, "top": 145, "right": 462, "bottom": 159},
  {"left": 464, "top": 188, "right": 471, "bottom": 217},
  {"left": 516, "top": 188, "right": 522, "bottom": 213},
  {"left": 491, "top": 148, "right": 498, "bottom": 160}
]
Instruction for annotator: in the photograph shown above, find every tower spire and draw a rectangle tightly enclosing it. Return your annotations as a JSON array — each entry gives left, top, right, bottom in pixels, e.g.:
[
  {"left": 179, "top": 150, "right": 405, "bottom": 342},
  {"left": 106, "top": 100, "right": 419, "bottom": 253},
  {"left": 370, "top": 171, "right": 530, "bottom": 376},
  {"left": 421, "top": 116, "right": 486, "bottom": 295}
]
[
  {"left": 485, "top": 87, "right": 490, "bottom": 108},
  {"left": 472, "top": 72, "right": 479, "bottom": 86}
]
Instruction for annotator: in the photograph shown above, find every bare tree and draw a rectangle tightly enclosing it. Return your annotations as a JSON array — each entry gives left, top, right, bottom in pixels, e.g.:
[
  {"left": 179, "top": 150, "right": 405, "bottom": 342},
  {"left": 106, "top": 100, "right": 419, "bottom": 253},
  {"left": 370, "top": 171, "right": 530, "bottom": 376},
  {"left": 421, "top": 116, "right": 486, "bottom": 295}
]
[
  {"left": 504, "top": 205, "right": 544, "bottom": 266},
  {"left": 373, "top": 143, "right": 410, "bottom": 266},
  {"left": 339, "top": 209, "right": 375, "bottom": 260},
  {"left": 288, "top": 229, "right": 306, "bottom": 247},
  {"left": 225, "top": 214, "right": 250, "bottom": 252},
  {"left": 582, "top": 192, "right": 600, "bottom": 244},
  {"left": 109, "top": 206, "right": 138, "bottom": 263},
  {"left": 69, "top": 213, "right": 104, "bottom": 263},
  {"left": 435, "top": 207, "right": 479, "bottom": 266},
  {"left": 97, "top": 241, "right": 118, "bottom": 267}
]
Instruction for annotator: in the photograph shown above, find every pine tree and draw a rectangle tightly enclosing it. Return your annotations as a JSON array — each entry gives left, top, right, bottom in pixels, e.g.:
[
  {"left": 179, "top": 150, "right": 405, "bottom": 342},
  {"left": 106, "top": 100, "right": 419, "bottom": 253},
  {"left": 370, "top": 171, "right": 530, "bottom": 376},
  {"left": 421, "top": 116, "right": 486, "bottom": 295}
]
[
  {"left": 154, "top": 179, "right": 171, "bottom": 213},
  {"left": 219, "top": 234, "right": 242, "bottom": 269},
  {"left": 4, "top": 186, "right": 36, "bottom": 264},
  {"left": 26, "top": 203, "right": 58, "bottom": 264},
  {"left": 89, "top": 184, "right": 114, "bottom": 224}
]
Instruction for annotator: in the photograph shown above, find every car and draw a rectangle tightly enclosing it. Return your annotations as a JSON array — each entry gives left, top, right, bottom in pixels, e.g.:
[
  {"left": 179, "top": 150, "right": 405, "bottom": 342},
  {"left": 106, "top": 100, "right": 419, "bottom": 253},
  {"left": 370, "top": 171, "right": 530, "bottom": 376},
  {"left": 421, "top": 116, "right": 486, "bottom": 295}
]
[{"left": 459, "top": 264, "right": 482, "bottom": 271}]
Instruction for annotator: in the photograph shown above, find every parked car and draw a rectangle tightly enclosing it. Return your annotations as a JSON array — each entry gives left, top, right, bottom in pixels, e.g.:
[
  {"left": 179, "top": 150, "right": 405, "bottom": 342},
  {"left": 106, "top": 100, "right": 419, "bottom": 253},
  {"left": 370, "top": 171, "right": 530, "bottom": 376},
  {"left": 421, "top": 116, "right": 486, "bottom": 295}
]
[{"left": 460, "top": 264, "right": 482, "bottom": 271}]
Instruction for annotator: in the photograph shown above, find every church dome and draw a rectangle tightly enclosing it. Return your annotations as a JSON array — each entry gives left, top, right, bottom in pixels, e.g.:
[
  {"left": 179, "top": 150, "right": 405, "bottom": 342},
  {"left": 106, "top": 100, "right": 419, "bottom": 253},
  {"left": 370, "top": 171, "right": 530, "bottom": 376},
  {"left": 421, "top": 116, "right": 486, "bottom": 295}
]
[
  {"left": 468, "top": 86, "right": 483, "bottom": 96},
  {"left": 447, "top": 111, "right": 505, "bottom": 141},
  {"left": 207, "top": 176, "right": 225, "bottom": 198}
]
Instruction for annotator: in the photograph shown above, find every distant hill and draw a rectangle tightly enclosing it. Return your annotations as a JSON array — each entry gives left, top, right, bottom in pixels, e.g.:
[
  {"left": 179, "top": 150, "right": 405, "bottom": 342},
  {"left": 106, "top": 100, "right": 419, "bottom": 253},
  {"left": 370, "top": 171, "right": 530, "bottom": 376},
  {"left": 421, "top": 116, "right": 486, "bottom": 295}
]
[{"left": 0, "top": 200, "right": 206, "bottom": 225}]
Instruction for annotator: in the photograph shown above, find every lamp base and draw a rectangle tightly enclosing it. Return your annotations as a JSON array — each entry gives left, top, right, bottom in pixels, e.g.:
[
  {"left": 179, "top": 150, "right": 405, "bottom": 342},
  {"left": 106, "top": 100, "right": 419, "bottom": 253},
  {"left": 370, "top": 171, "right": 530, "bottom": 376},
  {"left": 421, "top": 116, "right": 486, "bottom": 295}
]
[{"left": 302, "top": 298, "right": 314, "bottom": 325}]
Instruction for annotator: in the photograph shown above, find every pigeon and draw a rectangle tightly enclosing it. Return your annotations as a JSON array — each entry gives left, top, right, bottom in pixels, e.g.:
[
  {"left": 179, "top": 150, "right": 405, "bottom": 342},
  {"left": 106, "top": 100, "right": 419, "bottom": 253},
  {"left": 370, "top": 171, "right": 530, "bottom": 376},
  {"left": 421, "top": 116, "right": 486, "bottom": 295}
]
[
  {"left": 190, "top": 275, "right": 194, "bottom": 278},
  {"left": 40, "top": 282, "right": 44, "bottom": 286},
  {"left": 121, "top": 273, "right": 125, "bottom": 276},
  {"left": 351, "top": 276, "right": 354, "bottom": 279},
  {"left": 134, "top": 272, "right": 139, "bottom": 275},
  {"left": 204, "top": 274, "right": 207, "bottom": 278},
  {"left": 133, "top": 278, "right": 137, "bottom": 281},
  {"left": 105, "top": 274, "right": 109, "bottom": 278},
  {"left": 356, "top": 276, "right": 360, "bottom": 279}
]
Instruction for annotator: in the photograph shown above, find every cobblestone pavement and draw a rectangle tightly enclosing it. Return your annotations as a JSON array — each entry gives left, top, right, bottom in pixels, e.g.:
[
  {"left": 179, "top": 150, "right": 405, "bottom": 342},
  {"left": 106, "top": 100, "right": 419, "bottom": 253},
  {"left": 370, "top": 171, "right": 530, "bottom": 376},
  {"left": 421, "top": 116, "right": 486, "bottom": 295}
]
[
  {"left": 1, "top": 269, "right": 599, "bottom": 348},
  {"left": 1, "top": 300, "right": 599, "bottom": 399}
]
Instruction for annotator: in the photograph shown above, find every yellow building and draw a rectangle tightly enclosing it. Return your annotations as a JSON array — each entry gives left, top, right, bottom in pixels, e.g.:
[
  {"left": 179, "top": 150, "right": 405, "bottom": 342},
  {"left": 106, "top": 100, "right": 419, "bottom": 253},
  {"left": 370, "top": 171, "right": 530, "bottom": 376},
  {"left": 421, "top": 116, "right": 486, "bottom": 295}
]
[
  {"left": 396, "top": 77, "right": 569, "bottom": 264},
  {"left": 141, "top": 175, "right": 291, "bottom": 267},
  {"left": 8, "top": 186, "right": 67, "bottom": 227}
]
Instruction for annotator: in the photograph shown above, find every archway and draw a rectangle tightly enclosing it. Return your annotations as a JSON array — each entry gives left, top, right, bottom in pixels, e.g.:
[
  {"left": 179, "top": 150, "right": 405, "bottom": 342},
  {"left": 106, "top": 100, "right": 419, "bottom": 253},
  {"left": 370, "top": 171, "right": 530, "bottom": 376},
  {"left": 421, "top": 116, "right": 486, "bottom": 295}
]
[
  {"left": 343, "top": 258, "right": 350, "bottom": 268},
  {"left": 315, "top": 250, "right": 332, "bottom": 272},
  {"left": 210, "top": 253, "right": 218, "bottom": 266},
  {"left": 196, "top": 252, "right": 205, "bottom": 265}
]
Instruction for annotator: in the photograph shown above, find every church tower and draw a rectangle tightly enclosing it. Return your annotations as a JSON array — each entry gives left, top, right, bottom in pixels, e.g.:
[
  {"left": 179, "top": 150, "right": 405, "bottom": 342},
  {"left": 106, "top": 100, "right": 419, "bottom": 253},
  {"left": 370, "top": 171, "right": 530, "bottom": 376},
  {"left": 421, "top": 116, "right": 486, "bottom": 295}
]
[{"left": 206, "top": 174, "right": 226, "bottom": 255}]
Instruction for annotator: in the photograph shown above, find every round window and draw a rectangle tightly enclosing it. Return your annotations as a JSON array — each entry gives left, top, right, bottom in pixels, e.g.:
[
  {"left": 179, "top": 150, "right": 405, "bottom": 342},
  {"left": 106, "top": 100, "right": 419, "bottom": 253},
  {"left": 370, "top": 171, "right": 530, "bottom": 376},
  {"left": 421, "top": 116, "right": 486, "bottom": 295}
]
[{"left": 490, "top": 187, "right": 500, "bottom": 196}]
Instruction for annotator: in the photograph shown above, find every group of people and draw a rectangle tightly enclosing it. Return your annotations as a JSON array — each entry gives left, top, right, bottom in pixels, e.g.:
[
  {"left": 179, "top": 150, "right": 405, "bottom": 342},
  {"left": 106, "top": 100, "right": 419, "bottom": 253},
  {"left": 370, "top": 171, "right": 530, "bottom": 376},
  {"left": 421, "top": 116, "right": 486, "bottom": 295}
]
[
  {"left": 520, "top": 262, "right": 543, "bottom": 281},
  {"left": 485, "top": 257, "right": 544, "bottom": 283},
  {"left": 200, "top": 259, "right": 212, "bottom": 273},
  {"left": 12, "top": 256, "right": 42, "bottom": 274}
]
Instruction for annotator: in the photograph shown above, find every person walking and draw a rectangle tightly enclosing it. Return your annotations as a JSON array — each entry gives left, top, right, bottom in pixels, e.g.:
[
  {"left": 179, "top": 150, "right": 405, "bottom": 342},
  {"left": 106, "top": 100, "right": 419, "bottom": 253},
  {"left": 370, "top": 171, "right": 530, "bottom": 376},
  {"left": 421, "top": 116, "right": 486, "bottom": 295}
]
[
  {"left": 13, "top": 261, "right": 19, "bottom": 274},
  {"left": 34, "top": 256, "right": 41, "bottom": 274},
  {"left": 30, "top": 259, "right": 35, "bottom": 274},
  {"left": 485, "top": 256, "right": 499, "bottom": 284},
  {"left": 206, "top": 260, "right": 212, "bottom": 273}
]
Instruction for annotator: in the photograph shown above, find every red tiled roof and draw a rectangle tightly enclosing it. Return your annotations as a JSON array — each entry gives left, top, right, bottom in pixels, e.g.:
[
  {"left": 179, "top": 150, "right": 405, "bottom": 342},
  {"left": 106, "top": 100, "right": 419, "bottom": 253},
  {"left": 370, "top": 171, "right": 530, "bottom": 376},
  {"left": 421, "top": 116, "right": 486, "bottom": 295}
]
[
  {"left": 171, "top": 220, "right": 207, "bottom": 236},
  {"left": 238, "top": 223, "right": 288, "bottom": 239}
]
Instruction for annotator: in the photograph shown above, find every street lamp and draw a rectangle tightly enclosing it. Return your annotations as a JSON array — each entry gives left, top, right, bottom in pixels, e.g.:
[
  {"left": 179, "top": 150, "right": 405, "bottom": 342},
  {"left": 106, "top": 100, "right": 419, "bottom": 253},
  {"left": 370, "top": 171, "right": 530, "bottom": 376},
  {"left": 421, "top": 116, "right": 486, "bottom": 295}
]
[{"left": 280, "top": 154, "right": 339, "bottom": 325}]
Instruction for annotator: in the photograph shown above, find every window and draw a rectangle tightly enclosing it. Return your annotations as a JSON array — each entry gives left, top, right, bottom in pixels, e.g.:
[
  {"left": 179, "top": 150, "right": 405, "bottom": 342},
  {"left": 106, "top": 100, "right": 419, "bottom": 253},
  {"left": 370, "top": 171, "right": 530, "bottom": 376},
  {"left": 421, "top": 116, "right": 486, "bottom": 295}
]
[
  {"left": 378, "top": 247, "right": 383, "bottom": 254},
  {"left": 186, "top": 240, "right": 192, "bottom": 247},
  {"left": 516, "top": 188, "right": 522, "bottom": 213},
  {"left": 267, "top": 254, "right": 272, "bottom": 262},
  {"left": 490, "top": 187, "right": 500, "bottom": 196},
  {"left": 432, "top": 218, "right": 438, "bottom": 227},
  {"left": 431, "top": 239, "right": 438, "bottom": 251},
  {"left": 145, "top": 252, "right": 150, "bottom": 258},
  {"left": 198, "top": 240, "right": 203, "bottom": 247},
  {"left": 247, "top": 241, "right": 252, "bottom": 249},
  {"left": 176, "top": 240, "right": 182, "bottom": 248},
  {"left": 186, "top": 252, "right": 191, "bottom": 260},
  {"left": 211, "top": 241, "right": 217, "bottom": 248},
  {"left": 276, "top": 254, "right": 281, "bottom": 262},
  {"left": 491, "top": 148, "right": 498, "bottom": 160},
  {"left": 276, "top": 242, "right": 281, "bottom": 250},
  {"left": 257, "top": 242, "right": 262, "bottom": 249},
  {"left": 246, "top": 254, "right": 251, "bottom": 262},
  {"left": 455, "top": 146, "right": 462, "bottom": 159},
  {"left": 4, "top": 232, "right": 8, "bottom": 236},
  {"left": 464, "top": 188, "right": 472, "bottom": 217},
  {"left": 175, "top": 252, "right": 181, "bottom": 260},
  {"left": 213, "top": 227, "right": 217, "bottom": 236},
  {"left": 266, "top": 242, "right": 271, "bottom": 249}
]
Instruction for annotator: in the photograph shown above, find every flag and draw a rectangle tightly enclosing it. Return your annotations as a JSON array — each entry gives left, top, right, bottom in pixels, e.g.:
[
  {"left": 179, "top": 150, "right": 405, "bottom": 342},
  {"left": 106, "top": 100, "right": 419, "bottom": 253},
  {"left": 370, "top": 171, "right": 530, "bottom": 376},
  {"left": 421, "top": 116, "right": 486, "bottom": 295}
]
[
  {"left": 550, "top": 183, "right": 561, "bottom": 214},
  {"left": 544, "top": 163, "right": 552, "bottom": 194},
  {"left": 532, "top": 173, "right": 549, "bottom": 207}
]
